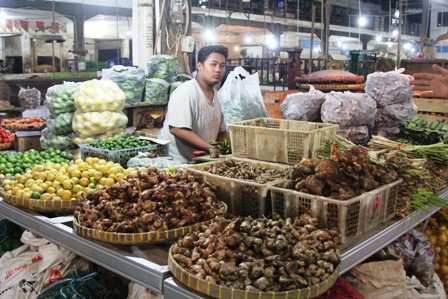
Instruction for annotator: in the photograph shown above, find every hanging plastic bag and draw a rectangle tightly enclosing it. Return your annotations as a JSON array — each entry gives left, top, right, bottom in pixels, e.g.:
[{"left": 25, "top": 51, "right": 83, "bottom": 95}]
[
  {"left": 144, "top": 78, "right": 169, "bottom": 105},
  {"left": 18, "top": 87, "right": 41, "bottom": 109},
  {"left": 218, "top": 66, "right": 269, "bottom": 127},
  {"left": 101, "top": 65, "right": 145, "bottom": 105}
]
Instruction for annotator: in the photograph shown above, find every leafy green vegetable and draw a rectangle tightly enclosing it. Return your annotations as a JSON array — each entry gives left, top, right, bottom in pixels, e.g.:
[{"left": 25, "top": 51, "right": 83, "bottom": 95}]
[
  {"left": 147, "top": 55, "right": 178, "bottom": 82},
  {"left": 144, "top": 78, "right": 169, "bottom": 105},
  {"left": 102, "top": 67, "right": 145, "bottom": 105},
  {"left": 399, "top": 116, "right": 447, "bottom": 145}
]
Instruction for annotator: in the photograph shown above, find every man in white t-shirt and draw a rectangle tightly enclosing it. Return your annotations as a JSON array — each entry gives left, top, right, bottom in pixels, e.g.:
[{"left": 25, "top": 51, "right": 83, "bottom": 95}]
[{"left": 159, "top": 45, "right": 229, "bottom": 163}]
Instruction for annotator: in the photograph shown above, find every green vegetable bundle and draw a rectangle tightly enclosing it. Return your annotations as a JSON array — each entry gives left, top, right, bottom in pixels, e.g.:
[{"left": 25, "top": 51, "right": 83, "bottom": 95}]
[
  {"left": 45, "top": 82, "right": 79, "bottom": 114},
  {"left": 46, "top": 112, "right": 74, "bottom": 135},
  {"left": 147, "top": 54, "right": 178, "bottom": 82},
  {"left": 144, "top": 78, "right": 169, "bottom": 105},
  {"left": 399, "top": 115, "right": 447, "bottom": 145},
  {"left": 102, "top": 66, "right": 145, "bottom": 105}
]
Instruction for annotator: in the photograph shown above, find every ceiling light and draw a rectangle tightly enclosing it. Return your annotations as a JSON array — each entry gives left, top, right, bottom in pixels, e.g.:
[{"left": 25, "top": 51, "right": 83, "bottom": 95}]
[
  {"left": 44, "top": 35, "right": 65, "bottom": 43},
  {"left": 358, "top": 16, "right": 367, "bottom": 27},
  {"left": 394, "top": 10, "right": 399, "bottom": 18},
  {"left": 376, "top": 35, "right": 382, "bottom": 42}
]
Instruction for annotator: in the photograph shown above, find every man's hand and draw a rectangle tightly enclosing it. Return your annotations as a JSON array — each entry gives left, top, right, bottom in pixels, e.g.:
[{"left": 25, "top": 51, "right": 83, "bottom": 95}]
[
  {"left": 410, "top": 64, "right": 448, "bottom": 99},
  {"left": 169, "top": 126, "right": 211, "bottom": 152}
]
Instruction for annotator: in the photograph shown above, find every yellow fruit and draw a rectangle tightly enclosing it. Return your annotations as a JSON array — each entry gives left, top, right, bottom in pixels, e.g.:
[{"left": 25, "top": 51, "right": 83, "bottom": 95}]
[
  {"left": 63, "top": 180, "right": 73, "bottom": 190},
  {"left": 72, "top": 184, "right": 83, "bottom": 194},
  {"left": 78, "top": 162, "right": 89, "bottom": 171},
  {"left": 107, "top": 174, "right": 116, "bottom": 181},
  {"left": 99, "top": 177, "right": 107, "bottom": 185},
  {"left": 60, "top": 190, "right": 72, "bottom": 200},
  {"left": 31, "top": 184, "right": 43, "bottom": 193},
  {"left": 40, "top": 193, "right": 52, "bottom": 201},
  {"left": 16, "top": 183, "right": 24, "bottom": 189},
  {"left": 103, "top": 178, "right": 114, "bottom": 186},
  {"left": 71, "top": 170, "right": 81, "bottom": 178},
  {"left": 47, "top": 187, "right": 56, "bottom": 194},
  {"left": 79, "top": 178, "right": 89, "bottom": 187},
  {"left": 33, "top": 165, "right": 45, "bottom": 172},
  {"left": 15, "top": 190, "right": 25, "bottom": 198},
  {"left": 17, "top": 175, "right": 26, "bottom": 184},
  {"left": 115, "top": 173, "right": 125, "bottom": 181},
  {"left": 93, "top": 171, "right": 102, "bottom": 181},
  {"left": 56, "top": 188, "right": 65, "bottom": 197},
  {"left": 3, "top": 184, "right": 12, "bottom": 191},
  {"left": 39, "top": 183, "right": 49, "bottom": 192},
  {"left": 81, "top": 171, "right": 90, "bottom": 179}
]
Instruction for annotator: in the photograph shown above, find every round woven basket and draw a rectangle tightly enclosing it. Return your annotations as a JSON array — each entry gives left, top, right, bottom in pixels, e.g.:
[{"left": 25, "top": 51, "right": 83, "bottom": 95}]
[
  {"left": 73, "top": 203, "right": 227, "bottom": 245},
  {"left": 0, "top": 142, "right": 13, "bottom": 151},
  {"left": 168, "top": 246, "right": 340, "bottom": 299},
  {"left": 1, "top": 189, "right": 81, "bottom": 214}
]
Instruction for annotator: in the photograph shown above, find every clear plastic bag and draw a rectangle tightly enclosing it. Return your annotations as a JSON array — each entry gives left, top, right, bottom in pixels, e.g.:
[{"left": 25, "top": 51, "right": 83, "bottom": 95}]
[
  {"left": 72, "top": 110, "right": 128, "bottom": 138},
  {"left": 18, "top": 87, "right": 41, "bottom": 108},
  {"left": 321, "top": 91, "right": 377, "bottom": 127},
  {"left": 74, "top": 79, "right": 125, "bottom": 112},
  {"left": 45, "top": 82, "right": 79, "bottom": 114},
  {"left": 365, "top": 68, "right": 414, "bottom": 108},
  {"left": 336, "top": 126, "right": 370, "bottom": 145},
  {"left": 46, "top": 112, "right": 74, "bottom": 135},
  {"left": 40, "top": 128, "right": 76, "bottom": 150},
  {"left": 127, "top": 153, "right": 178, "bottom": 168},
  {"left": 280, "top": 86, "right": 326, "bottom": 121},
  {"left": 147, "top": 55, "right": 178, "bottom": 83},
  {"left": 72, "top": 128, "right": 126, "bottom": 146},
  {"left": 144, "top": 78, "right": 169, "bottom": 105},
  {"left": 101, "top": 66, "right": 145, "bottom": 105},
  {"left": 218, "top": 66, "right": 269, "bottom": 127}
]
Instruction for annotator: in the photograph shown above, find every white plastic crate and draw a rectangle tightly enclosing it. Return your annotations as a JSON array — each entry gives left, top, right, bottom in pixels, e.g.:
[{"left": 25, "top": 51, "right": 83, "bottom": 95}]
[
  {"left": 185, "top": 158, "right": 290, "bottom": 217},
  {"left": 229, "top": 118, "right": 338, "bottom": 165},
  {"left": 269, "top": 179, "right": 402, "bottom": 244}
]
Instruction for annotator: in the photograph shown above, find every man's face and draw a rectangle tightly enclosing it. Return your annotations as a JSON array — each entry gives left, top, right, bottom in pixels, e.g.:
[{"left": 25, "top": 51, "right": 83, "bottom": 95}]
[{"left": 197, "top": 52, "right": 226, "bottom": 86}]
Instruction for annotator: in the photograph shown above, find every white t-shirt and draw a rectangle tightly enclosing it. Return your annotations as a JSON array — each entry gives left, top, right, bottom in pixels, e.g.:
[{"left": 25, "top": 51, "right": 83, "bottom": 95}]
[{"left": 159, "top": 79, "right": 226, "bottom": 163}]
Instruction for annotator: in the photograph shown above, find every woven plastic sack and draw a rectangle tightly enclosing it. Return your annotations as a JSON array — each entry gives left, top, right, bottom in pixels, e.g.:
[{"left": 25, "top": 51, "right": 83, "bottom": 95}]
[
  {"left": 321, "top": 91, "right": 377, "bottom": 127},
  {"left": 280, "top": 86, "right": 326, "bottom": 121},
  {"left": 45, "top": 82, "right": 78, "bottom": 114},
  {"left": 101, "top": 65, "right": 145, "bottom": 105},
  {"left": 144, "top": 78, "right": 169, "bottom": 105},
  {"left": 365, "top": 68, "right": 414, "bottom": 107},
  {"left": 315, "top": 277, "right": 364, "bottom": 299},
  {"left": 147, "top": 55, "right": 178, "bottom": 82},
  {"left": 18, "top": 87, "right": 41, "bottom": 109},
  {"left": 74, "top": 79, "right": 125, "bottom": 112}
]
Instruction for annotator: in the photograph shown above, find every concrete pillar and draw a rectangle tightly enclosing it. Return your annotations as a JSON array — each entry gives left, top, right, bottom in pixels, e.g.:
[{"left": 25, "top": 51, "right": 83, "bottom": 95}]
[
  {"left": 132, "top": 0, "right": 154, "bottom": 69},
  {"left": 73, "top": 15, "right": 86, "bottom": 55},
  {"left": 21, "top": 34, "right": 32, "bottom": 73}
]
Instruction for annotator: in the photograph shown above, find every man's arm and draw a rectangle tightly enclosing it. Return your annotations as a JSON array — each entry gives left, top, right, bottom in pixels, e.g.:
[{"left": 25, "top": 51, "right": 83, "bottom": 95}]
[
  {"left": 169, "top": 126, "right": 211, "bottom": 152},
  {"left": 410, "top": 64, "right": 448, "bottom": 99}
]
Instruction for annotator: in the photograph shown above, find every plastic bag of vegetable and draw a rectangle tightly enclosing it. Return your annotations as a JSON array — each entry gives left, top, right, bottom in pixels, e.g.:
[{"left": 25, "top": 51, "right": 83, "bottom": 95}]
[
  {"left": 18, "top": 87, "right": 41, "bottom": 108},
  {"left": 336, "top": 126, "right": 370, "bottom": 145},
  {"left": 40, "top": 128, "right": 76, "bottom": 150},
  {"left": 321, "top": 91, "right": 377, "bottom": 127},
  {"left": 218, "top": 66, "right": 269, "bottom": 127},
  {"left": 169, "top": 82, "right": 182, "bottom": 96},
  {"left": 127, "top": 153, "right": 179, "bottom": 168},
  {"left": 365, "top": 68, "right": 414, "bottom": 107},
  {"left": 46, "top": 112, "right": 74, "bottom": 135},
  {"left": 144, "top": 78, "right": 169, "bottom": 105},
  {"left": 74, "top": 79, "right": 125, "bottom": 112},
  {"left": 280, "top": 86, "right": 326, "bottom": 121},
  {"left": 147, "top": 55, "right": 178, "bottom": 82},
  {"left": 72, "top": 128, "right": 126, "bottom": 145},
  {"left": 101, "top": 65, "right": 145, "bottom": 105},
  {"left": 176, "top": 73, "right": 192, "bottom": 82},
  {"left": 45, "top": 82, "right": 78, "bottom": 114},
  {"left": 72, "top": 110, "right": 128, "bottom": 138}
]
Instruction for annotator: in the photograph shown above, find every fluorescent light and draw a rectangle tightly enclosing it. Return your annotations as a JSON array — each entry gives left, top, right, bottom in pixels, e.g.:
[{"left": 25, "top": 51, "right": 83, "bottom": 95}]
[
  {"left": 392, "top": 29, "right": 398, "bottom": 36},
  {"left": 245, "top": 35, "right": 252, "bottom": 43},
  {"left": 204, "top": 29, "right": 215, "bottom": 42},
  {"left": 394, "top": 10, "right": 399, "bottom": 18},
  {"left": 358, "top": 16, "right": 367, "bottom": 27},
  {"left": 376, "top": 35, "right": 382, "bottom": 42},
  {"left": 234, "top": 46, "right": 239, "bottom": 51},
  {"left": 404, "top": 43, "right": 411, "bottom": 50}
]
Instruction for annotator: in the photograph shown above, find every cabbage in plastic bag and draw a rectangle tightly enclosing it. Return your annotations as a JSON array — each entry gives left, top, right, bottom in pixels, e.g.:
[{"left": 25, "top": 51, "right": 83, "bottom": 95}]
[
  {"left": 101, "top": 66, "right": 145, "bottom": 105},
  {"left": 46, "top": 112, "right": 74, "bottom": 135},
  {"left": 147, "top": 55, "right": 178, "bottom": 82},
  {"left": 45, "top": 82, "right": 79, "bottom": 114},
  {"left": 144, "top": 78, "right": 169, "bottom": 105},
  {"left": 74, "top": 79, "right": 125, "bottom": 112},
  {"left": 72, "top": 110, "right": 128, "bottom": 138},
  {"left": 280, "top": 86, "right": 326, "bottom": 121},
  {"left": 321, "top": 91, "right": 377, "bottom": 127},
  {"left": 365, "top": 68, "right": 414, "bottom": 107}
]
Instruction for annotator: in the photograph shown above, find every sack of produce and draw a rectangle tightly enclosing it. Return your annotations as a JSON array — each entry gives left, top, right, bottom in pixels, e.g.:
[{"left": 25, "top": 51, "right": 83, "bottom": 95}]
[
  {"left": 45, "top": 81, "right": 78, "bottom": 114},
  {"left": 40, "top": 128, "right": 76, "bottom": 150},
  {"left": 72, "top": 127, "right": 126, "bottom": 146},
  {"left": 72, "top": 110, "right": 128, "bottom": 138},
  {"left": 46, "top": 112, "right": 74, "bottom": 135},
  {"left": 218, "top": 66, "right": 269, "bottom": 127},
  {"left": 147, "top": 55, "right": 178, "bottom": 82},
  {"left": 18, "top": 87, "right": 41, "bottom": 108},
  {"left": 377, "top": 100, "right": 417, "bottom": 125},
  {"left": 127, "top": 153, "right": 178, "bottom": 168},
  {"left": 321, "top": 91, "right": 377, "bottom": 127},
  {"left": 280, "top": 86, "right": 326, "bottom": 121},
  {"left": 365, "top": 68, "right": 414, "bottom": 107},
  {"left": 144, "top": 78, "right": 169, "bottom": 105},
  {"left": 169, "top": 81, "right": 182, "bottom": 96},
  {"left": 176, "top": 73, "right": 192, "bottom": 82},
  {"left": 74, "top": 79, "right": 125, "bottom": 112},
  {"left": 336, "top": 126, "right": 370, "bottom": 145},
  {"left": 101, "top": 65, "right": 145, "bottom": 105}
]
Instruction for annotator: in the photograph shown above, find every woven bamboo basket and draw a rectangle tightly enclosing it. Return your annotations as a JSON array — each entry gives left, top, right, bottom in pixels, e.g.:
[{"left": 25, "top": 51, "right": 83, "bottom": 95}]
[
  {"left": 1, "top": 189, "right": 80, "bottom": 213},
  {"left": 168, "top": 246, "right": 340, "bottom": 299},
  {"left": 73, "top": 203, "right": 227, "bottom": 245}
]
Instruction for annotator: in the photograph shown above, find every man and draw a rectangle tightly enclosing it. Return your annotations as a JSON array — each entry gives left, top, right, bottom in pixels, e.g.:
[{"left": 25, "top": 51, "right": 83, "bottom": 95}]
[
  {"left": 159, "top": 45, "right": 229, "bottom": 163},
  {"left": 410, "top": 64, "right": 448, "bottom": 99}
]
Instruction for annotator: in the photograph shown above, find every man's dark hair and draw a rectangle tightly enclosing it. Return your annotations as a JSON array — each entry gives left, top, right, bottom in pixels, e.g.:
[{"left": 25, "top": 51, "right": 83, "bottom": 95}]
[{"left": 197, "top": 45, "right": 228, "bottom": 63}]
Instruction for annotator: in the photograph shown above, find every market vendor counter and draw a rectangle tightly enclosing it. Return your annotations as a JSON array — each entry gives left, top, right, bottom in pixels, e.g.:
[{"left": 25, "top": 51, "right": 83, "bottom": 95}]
[{"left": 0, "top": 186, "right": 447, "bottom": 297}]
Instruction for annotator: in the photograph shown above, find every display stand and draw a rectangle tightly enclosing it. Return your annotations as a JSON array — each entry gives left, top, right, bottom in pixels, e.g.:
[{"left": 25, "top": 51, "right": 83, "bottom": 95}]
[{"left": 0, "top": 186, "right": 446, "bottom": 297}]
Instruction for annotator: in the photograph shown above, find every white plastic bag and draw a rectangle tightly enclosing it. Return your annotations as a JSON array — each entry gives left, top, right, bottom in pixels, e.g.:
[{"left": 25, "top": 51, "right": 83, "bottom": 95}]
[
  {"left": 0, "top": 231, "right": 79, "bottom": 299},
  {"left": 18, "top": 87, "right": 41, "bottom": 109},
  {"left": 218, "top": 67, "right": 269, "bottom": 127},
  {"left": 101, "top": 65, "right": 145, "bottom": 105}
]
